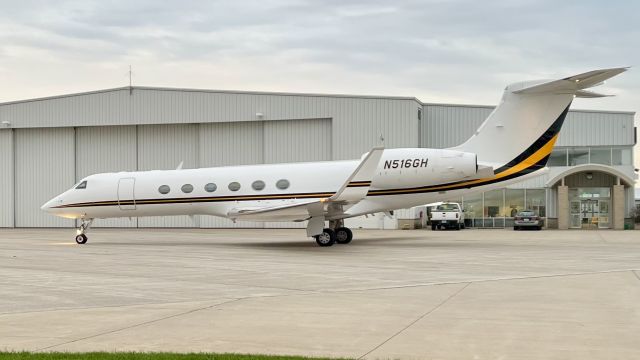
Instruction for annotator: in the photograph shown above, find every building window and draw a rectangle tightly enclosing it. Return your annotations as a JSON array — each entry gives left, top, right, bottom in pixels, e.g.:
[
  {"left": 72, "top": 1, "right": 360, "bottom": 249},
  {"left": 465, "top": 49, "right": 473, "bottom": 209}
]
[
  {"left": 548, "top": 148, "right": 567, "bottom": 166},
  {"left": 612, "top": 148, "right": 632, "bottom": 165},
  {"left": 252, "top": 180, "right": 265, "bottom": 191},
  {"left": 483, "top": 189, "right": 503, "bottom": 218},
  {"left": 75, "top": 181, "right": 87, "bottom": 189},
  {"left": 181, "top": 184, "right": 194, "bottom": 193},
  {"left": 590, "top": 148, "right": 611, "bottom": 165},
  {"left": 276, "top": 179, "right": 290, "bottom": 190},
  {"left": 505, "top": 189, "right": 524, "bottom": 217},
  {"left": 228, "top": 182, "right": 241, "bottom": 191},
  {"left": 158, "top": 185, "right": 170, "bottom": 194},
  {"left": 525, "top": 189, "right": 546, "bottom": 217},
  {"left": 204, "top": 183, "right": 217, "bottom": 192},
  {"left": 462, "top": 192, "right": 482, "bottom": 227},
  {"left": 568, "top": 148, "right": 589, "bottom": 166}
]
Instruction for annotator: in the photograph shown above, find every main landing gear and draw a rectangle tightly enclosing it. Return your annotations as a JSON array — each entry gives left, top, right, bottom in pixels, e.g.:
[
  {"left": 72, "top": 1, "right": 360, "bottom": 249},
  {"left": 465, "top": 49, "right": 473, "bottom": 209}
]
[
  {"left": 313, "top": 220, "right": 353, "bottom": 247},
  {"left": 75, "top": 218, "right": 93, "bottom": 244}
]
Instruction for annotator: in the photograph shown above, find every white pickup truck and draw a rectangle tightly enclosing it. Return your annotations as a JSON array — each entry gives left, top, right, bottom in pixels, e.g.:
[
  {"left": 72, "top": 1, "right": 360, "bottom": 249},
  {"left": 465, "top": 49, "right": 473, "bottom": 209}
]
[{"left": 430, "top": 202, "right": 465, "bottom": 230}]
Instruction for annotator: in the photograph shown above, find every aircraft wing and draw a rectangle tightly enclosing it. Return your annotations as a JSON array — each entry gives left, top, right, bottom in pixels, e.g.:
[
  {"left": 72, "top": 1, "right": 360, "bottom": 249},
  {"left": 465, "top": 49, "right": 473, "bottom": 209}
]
[
  {"left": 227, "top": 199, "right": 324, "bottom": 222},
  {"left": 227, "top": 147, "right": 384, "bottom": 234}
]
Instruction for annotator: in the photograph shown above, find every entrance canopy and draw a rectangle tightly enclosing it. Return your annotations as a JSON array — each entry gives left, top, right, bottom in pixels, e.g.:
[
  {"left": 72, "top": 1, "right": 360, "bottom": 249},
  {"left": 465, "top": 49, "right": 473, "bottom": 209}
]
[{"left": 546, "top": 164, "right": 636, "bottom": 188}]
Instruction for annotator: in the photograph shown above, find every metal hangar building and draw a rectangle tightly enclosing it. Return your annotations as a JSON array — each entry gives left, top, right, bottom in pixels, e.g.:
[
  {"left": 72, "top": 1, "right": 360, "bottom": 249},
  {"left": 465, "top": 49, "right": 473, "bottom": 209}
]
[{"left": 0, "top": 86, "right": 636, "bottom": 230}]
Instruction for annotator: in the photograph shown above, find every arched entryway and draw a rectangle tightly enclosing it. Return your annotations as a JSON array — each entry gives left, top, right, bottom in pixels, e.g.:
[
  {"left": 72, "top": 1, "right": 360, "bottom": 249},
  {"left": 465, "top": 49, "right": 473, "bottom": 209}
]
[{"left": 546, "top": 165, "right": 636, "bottom": 229}]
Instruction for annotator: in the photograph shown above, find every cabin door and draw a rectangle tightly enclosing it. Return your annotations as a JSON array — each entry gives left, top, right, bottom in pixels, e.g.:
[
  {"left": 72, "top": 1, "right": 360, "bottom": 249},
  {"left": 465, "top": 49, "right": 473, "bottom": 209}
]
[{"left": 117, "top": 178, "right": 137, "bottom": 210}]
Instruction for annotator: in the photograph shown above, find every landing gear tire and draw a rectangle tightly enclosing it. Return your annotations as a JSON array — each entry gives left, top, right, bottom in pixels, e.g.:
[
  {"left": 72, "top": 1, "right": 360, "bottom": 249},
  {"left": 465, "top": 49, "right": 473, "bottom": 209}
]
[
  {"left": 314, "top": 228, "right": 336, "bottom": 247},
  {"left": 514, "top": 226, "right": 519, "bottom": 231},
  {"left": 75, "top": 234, "right": 88, "bottom": 244},
  {"left": 431, "top": 224, "right": 436, "bottom": 231},
  {"left": 335, "top": 227, "right": 353, "bottom": 244}
]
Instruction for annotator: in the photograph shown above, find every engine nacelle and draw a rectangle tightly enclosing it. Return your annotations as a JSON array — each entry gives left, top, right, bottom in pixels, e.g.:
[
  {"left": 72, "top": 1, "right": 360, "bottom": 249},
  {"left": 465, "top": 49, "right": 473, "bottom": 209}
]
[{"left": 373, "top": 148, "right": 478, "bottom": 188}]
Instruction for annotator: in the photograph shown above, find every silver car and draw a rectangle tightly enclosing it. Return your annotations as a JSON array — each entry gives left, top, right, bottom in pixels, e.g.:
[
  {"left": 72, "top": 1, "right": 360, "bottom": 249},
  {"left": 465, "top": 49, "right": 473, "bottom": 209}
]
[{"left": 514, "top": 210, "right": 543, "bottom": 230}]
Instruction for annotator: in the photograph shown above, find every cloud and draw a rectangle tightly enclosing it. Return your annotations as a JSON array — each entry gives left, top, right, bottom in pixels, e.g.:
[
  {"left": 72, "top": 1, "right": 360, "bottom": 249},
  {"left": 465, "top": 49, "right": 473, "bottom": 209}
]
[{"left": 0, "top": 0, "right": 637, "bottom": 111}]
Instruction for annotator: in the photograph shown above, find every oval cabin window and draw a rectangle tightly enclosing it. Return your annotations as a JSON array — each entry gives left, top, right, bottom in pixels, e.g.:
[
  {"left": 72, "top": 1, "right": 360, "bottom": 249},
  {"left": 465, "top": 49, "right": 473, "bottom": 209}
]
[
  {"left": 228, "top": 182, "right": 241, "bottom": 191},
  {"left": 276, "top": 179, "right": 290, "bottom": 190},
  {"left": 204, "top": 183, "right": 217, "bottom": 192},
  {"left": 158, "top": 185, "right": 171, "bottom": 194},
  {"left": 252, "top": 180, "right": 265, "bottom": 191},
  {"left": 181, "top": 184, "right": 194, "bottom": 193}
]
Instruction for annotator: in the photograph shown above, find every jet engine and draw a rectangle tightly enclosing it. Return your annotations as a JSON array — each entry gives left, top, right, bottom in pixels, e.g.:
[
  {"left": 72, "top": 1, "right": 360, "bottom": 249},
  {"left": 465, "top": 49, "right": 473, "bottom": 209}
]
[{"left": 374, "top": 148, "right": 490, "bottom": 188}]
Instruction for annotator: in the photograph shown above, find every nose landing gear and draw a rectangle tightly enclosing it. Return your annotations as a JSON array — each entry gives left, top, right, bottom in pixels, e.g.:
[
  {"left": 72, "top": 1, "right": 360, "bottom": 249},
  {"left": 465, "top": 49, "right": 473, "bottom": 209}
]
[{"left": 75, "top": 219, "right": 93, "bottom": 244}]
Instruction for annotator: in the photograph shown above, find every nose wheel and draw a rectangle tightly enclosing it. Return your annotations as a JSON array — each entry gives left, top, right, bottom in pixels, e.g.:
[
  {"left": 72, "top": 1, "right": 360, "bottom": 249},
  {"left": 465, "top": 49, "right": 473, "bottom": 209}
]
[
  {"left": 75, "top": 219, "right": 93, "bottom": 245},
  {"left": 75, "top": 234, "right": 88, "bottom": 244}
]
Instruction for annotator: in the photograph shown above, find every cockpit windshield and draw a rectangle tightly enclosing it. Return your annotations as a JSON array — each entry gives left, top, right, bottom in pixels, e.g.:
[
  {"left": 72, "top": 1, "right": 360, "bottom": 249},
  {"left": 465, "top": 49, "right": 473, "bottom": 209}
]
[{"left": 75, "top": 180, "right": 87, "bottom": 189}]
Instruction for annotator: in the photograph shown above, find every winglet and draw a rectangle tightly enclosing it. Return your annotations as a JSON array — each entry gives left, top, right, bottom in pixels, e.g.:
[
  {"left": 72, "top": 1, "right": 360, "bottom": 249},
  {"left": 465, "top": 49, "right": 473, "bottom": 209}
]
[
  {"left": 329, "top": 147, "right": 384, "bottom": 202},
  {"left": 513, "top": 67, "right": 628, "bottom": 95}
]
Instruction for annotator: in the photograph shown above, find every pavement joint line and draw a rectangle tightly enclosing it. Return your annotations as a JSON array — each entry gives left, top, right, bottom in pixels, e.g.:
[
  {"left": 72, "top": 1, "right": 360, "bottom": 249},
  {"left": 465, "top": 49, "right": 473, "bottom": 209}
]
[
  {"left": 328, "top": 268, "right": 640, "bottom": 294},
  {"left": 0, "top": 290, "right": 326, "bottom": 317},
  {"left": 3, "top": 269, "right": 638, "bottom": 316},
  {"left": 357, "top": 282, "right": 471, "bottom": 360},
  {"left": 0, "top": 297, "right": 243, "bottom": 317},
  {"left": 33, "top": 297, "right": 244, "bottom": 352},
  {"left": 0, "top": 273, "right": 317, "bottom": 295}
]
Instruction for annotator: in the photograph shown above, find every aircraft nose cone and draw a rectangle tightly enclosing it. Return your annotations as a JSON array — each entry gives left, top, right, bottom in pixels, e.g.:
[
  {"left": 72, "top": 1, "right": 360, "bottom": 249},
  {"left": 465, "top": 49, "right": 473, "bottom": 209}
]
[{"left": 41, "top": 198, "right": 56, "bottom": 212}]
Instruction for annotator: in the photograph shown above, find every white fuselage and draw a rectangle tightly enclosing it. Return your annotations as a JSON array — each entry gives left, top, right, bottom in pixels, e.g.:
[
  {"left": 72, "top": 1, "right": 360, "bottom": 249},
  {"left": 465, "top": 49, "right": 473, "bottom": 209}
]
[{"left": 42, "top": 148, "right": 541, "bottom": 221}]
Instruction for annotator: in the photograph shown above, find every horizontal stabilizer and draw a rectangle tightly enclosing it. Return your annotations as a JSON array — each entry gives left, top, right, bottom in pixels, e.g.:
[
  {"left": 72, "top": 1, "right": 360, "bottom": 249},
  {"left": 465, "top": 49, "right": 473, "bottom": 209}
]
[
  {"left": 574, "top": 89, "right": 613, "bottom": 98},
  {"left": 513, "top": 67, "right": 628, "bottom": 95}
]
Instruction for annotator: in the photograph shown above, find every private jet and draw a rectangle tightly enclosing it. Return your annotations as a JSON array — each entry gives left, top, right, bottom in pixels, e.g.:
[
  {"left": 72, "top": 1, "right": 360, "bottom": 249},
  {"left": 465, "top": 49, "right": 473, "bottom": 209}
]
[{"left": 42, "top": 67, "right": 628, "bottom": 246}]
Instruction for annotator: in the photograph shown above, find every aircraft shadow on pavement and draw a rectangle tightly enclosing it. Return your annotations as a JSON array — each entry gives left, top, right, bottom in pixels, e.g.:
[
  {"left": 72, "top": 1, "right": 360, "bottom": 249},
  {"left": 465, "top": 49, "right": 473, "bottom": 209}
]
[{"left": 92, "top": 237, "right": 474, "bottom": 250}]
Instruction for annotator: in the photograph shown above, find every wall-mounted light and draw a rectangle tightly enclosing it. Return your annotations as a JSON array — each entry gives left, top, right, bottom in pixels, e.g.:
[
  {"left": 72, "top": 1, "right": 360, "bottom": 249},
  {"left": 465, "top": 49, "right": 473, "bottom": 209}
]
[
  {"left": 1, "top": 121, "right": 10, "bottom": 127},
  {"left": 256, "top": 112, "right": 264, "bottom": 119},
  {"left": 585, "top": 172, "right": 593, "bottom": 180}
]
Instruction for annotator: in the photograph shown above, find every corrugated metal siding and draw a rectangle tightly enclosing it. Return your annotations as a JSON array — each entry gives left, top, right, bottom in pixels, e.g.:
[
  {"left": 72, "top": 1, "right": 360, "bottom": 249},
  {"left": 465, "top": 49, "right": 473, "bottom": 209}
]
[
  {"left": 15, "top": 128, "right": 75, "bottom": 227},
  {"left": 556, "top": 111, "right": 635, "bottom": 146},
  {"left": 421, "top": 105, "right": 493, "bottom": 148},
  {"left": 199, "top": 122, "right": 264, "bottom": 228},
  {"left": 0, "top": 130, "right": 13, "bottom": 227},
  {"left": 420, "top": 106, "right": 635, "bottom": 149},
  {"left": 1, "top": 88, "right": 420, "bottom": 162},
  {"left": 264, "top": 119, "right": 331, "bottom": 163},
  {"left": 333, "top": 98, "right": 419, "bottom": 159},
  {"left": 0, "top": 89, "right": 131, "bottom": 128},
  {"left": 76, "top": 126, "right": 138, "bottom": 228},
  {"left": 137, "top": 124, "right": 199, "bottom": 228}
]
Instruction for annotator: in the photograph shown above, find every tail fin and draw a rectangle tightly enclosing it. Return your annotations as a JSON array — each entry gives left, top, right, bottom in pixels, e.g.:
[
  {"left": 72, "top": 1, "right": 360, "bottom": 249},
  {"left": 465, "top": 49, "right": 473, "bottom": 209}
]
[{"left": 451, "top": 67, "right": 628, "bottom": 173}]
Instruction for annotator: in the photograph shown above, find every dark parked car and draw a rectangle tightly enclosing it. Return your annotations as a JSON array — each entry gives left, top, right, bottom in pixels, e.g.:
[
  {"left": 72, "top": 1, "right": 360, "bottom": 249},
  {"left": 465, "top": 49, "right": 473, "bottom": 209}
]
[{"left": 514, "top": 210, "right": 543, "bottom": 230}]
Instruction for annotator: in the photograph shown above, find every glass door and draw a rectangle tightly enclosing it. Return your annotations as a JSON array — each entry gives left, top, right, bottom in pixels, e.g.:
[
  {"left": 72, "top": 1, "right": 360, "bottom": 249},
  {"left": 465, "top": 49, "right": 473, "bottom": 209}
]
[
  {"left": 598, "top": 200, "right": 610, "bottom": 229},
  {"left": 570, "top": 201, "right": 581, "bottom": 228},
  {"left": 581, "top": 200, "right": 598, "bottom": 228}
]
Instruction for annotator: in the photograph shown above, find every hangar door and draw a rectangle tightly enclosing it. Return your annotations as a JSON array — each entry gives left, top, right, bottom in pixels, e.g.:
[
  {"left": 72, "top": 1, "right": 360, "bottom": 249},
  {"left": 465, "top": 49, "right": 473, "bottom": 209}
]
[{"left": 15, "top": 128, "right": 75, "bottom": 227}]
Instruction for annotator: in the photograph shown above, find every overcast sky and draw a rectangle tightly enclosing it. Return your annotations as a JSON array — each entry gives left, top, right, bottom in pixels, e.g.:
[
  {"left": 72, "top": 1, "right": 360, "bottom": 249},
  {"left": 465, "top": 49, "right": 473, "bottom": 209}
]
[{"left": 0, "top": 0, "right": 638, "bottom": 169}]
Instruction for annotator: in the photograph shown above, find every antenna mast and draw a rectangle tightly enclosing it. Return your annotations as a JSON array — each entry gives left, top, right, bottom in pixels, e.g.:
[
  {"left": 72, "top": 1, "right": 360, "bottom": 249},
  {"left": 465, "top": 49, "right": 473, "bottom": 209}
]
[{"left": 128, "top": 65, "right": 133, "bottom": 95}]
